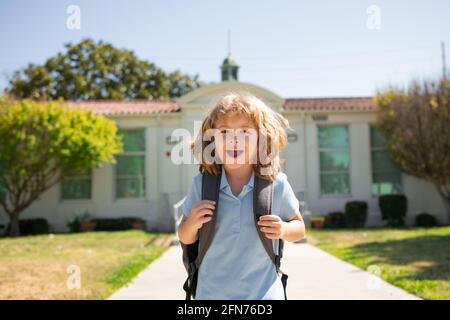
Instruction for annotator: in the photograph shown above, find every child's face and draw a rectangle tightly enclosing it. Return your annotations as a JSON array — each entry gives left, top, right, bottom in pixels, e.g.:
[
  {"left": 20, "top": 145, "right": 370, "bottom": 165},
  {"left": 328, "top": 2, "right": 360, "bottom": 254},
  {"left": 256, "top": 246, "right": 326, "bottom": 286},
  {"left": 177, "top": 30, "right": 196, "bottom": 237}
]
[{"left": 213, "top": 113, "right": 258, "bottom": 169}]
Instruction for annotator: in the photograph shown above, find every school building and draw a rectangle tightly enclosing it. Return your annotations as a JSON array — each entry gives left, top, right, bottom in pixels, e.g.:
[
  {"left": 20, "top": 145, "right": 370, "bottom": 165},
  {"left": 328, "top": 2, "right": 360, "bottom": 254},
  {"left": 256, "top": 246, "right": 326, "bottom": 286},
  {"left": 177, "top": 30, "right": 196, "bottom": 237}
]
[{"left": 0, "top": 55, "right": 446, "bottom": 232}]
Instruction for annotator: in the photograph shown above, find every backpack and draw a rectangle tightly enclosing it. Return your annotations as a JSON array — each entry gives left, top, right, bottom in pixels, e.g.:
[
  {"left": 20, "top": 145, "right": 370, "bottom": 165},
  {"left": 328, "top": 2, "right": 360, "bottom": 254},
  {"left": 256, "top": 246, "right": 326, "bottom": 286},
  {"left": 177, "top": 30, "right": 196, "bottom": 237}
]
[{"left": 180, "top": 165, "right": 289, "bottom": 300}]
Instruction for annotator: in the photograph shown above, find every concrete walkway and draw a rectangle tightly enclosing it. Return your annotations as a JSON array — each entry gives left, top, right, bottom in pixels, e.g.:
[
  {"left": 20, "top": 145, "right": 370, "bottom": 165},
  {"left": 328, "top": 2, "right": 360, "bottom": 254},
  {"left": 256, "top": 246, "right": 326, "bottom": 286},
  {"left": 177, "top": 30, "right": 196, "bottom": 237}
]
[{"left": 108, "top": 240, "right": 420, "bottom": 300}]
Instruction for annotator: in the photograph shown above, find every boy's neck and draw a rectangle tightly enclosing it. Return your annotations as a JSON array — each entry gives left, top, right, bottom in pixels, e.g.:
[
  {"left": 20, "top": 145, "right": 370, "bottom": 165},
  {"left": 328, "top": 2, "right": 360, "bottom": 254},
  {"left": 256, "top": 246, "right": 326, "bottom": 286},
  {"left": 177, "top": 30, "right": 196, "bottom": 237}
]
[{"left": 223, "top": 164, "right": 253, "bottom": 186}]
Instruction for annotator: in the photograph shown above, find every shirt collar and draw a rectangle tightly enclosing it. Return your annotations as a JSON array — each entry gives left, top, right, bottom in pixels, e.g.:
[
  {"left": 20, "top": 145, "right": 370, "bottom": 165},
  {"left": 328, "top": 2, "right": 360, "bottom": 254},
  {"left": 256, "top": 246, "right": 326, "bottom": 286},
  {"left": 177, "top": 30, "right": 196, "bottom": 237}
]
[{"left": 220, "top": 165, "right": 255, "bottom": 190}]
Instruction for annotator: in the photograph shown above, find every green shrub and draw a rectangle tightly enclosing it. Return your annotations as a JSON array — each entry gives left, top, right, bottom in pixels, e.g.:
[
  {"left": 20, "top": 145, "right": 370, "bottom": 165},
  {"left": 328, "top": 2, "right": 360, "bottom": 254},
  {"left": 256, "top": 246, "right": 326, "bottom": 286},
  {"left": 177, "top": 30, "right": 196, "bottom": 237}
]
[
  {"left": 379, "top": 194, "right": 407, "bottom": 226},
  {"left": 324, "top": 211, "right": 346, "bottom": 228},
  {"left": 66, "top": 216, "right": 81, "bottom": 233},
  {"left": 66, "top": 211, "right": 92, "bottom": 233},
  {"left": 345, "top": 201, "right": 368, "bottom": 228},
  {"left": 415, "top": 213, "right": 438, "bottom": 227},
  {"left": 7, "top": 218, "right": 49, "bottom": 235},
  {"left": 91, "top": 217, "right": 146, "bottom": 231}
]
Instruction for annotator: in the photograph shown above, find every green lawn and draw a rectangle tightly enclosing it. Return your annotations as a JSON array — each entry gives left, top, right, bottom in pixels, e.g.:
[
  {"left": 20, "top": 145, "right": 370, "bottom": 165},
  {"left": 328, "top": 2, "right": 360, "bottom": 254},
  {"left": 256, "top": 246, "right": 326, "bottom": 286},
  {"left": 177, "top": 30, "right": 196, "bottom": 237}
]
[
  {"left": 0, "top": 230, "right": 172, "bottom": 299},
  {"left": 307, "top": 227, "right": 450, "bottom": 300}
]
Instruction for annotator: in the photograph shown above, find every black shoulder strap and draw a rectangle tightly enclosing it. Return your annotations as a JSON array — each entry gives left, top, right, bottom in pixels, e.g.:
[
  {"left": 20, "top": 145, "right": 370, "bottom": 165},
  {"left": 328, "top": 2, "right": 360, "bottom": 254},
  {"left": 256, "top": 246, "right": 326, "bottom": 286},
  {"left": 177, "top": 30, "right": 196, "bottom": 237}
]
[
  {"left": 254, "top": 173, "right": 289, "bottom": 300},
  {"left": 181, "top": 167, "right": 221, "bottom": 300},
  {"left": 253, "top": 174, "right": 277, "bottom": 264},
  {"left": 195, "top": 167, "right": 222, "bottom": 268}
]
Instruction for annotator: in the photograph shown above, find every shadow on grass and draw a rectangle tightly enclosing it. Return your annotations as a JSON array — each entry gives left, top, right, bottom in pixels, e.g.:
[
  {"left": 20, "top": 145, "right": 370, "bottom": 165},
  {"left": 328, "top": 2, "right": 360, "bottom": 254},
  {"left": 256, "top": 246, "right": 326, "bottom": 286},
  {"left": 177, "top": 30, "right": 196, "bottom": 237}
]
[{"left": 350, "top": 234, "right": 450, "bottom": 281}]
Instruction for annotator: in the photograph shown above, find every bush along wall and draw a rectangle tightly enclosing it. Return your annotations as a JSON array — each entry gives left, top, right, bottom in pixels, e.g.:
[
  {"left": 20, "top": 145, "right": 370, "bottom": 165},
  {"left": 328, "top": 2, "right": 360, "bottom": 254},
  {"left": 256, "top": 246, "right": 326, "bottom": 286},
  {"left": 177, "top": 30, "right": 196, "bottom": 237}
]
[
  {"left": 345, "top": 201, "right": 368, "bottom": 228},
  {"left": 6, "top": 218, "right": 49, "bottom": 235},
  {"left": 324, "top": 211, "right": 346, "bottom": 229},
  {"left": 379, "top": 194, "right": 407, "bottom": 227},
  {"left": 90, "top": 217, "right": 146, "bottom": 231},
  {"left": 415, "top": 213, "right": 438, "bottom": 227}
]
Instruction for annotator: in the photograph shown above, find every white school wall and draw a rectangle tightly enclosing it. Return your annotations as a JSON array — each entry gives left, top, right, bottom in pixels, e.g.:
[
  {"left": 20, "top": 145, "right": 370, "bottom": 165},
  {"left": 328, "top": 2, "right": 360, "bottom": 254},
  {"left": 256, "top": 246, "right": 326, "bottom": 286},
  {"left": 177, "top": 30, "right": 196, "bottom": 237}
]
[{"left": 282, "top": 110, "right": 447, "bottom": 226}]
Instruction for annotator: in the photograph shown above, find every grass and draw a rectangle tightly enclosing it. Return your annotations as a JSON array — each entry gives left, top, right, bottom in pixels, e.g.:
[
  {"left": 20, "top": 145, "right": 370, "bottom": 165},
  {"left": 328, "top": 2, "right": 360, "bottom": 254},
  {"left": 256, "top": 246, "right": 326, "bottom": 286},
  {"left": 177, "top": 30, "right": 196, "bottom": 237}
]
[
  {"left": 307, "top": 226, "right": 450, "bottom": 300},
  {"left": 0, "top": 230, "right": 173, "bottom": 299}
]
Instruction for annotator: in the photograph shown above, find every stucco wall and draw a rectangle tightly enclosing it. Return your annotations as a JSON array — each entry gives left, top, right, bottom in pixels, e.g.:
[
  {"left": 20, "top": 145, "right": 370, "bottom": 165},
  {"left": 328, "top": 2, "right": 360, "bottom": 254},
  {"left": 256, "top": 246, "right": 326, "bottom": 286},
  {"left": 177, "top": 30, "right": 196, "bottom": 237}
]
[{"left": 283, "top": 111, "right": 447, "bottom": 226}]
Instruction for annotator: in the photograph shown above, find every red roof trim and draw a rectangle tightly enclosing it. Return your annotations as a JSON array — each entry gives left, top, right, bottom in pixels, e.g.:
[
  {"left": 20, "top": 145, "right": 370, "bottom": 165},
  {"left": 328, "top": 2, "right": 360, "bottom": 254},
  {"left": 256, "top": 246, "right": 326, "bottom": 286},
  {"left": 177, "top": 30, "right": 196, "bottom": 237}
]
[
  {"left": 64, "top": 97, "right": 377, "bottom": 115},
  {"left": 65, "top": 99, "right": 180, "bottom": 115},
  {"left": 283, "top": 97, "right": 376, "bottom": 111}
]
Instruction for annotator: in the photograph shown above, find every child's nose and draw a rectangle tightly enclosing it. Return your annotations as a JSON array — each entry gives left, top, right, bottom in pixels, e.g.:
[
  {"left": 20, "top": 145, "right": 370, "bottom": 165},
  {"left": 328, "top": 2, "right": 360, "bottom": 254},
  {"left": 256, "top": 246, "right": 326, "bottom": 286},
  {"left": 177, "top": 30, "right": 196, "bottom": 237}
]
[{"left": 227, "top": 135, "right": 243, "bottom": 145}]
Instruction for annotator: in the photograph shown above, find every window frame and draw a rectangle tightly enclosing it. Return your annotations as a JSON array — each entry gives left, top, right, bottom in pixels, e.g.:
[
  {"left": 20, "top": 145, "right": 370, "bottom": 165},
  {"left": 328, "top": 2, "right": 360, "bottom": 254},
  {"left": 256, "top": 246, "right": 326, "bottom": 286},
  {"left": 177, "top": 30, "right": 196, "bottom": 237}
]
[
  {"left": 317, "top": 124, "right": 352, "bottom": 198},
  {"left": 114, "top": 128, "right": 147, "bottom": 200},
  {"left": 60, "top": 168, "right": 93, "bottom": 202},
  {"left": 369, "top": 126, "right": 403, "bottom": 196}
]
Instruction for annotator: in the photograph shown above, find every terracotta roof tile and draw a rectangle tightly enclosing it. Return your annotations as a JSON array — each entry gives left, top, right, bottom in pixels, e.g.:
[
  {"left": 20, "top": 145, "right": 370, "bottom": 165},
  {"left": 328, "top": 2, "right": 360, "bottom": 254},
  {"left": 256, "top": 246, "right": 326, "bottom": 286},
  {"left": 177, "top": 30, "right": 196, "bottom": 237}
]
[
  {"left": 283, "top": 97, "right": 376, "bottom": 111},
  {"left": 64, "top": 97, "right": 377, "bottom": 115},
  {"left": 65, "top": 100, "right": 180, "bottom": 115}
]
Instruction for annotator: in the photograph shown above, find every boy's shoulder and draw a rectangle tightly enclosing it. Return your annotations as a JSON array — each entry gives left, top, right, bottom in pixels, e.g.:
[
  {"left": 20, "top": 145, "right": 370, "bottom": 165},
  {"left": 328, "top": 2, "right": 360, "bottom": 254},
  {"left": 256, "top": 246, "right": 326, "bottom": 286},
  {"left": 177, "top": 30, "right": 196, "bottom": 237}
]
[
  {"left": 273, "top": 170, "right": 288, "bottom": 185},
  {"left": 194, "top": 171, "right": 203, "bottom": 180},
  {"left": 192, "top": 171, "right": 203, "bottom": 187},
  {"left": 272, "top": 171, "right": 291, "bottom": 193}
]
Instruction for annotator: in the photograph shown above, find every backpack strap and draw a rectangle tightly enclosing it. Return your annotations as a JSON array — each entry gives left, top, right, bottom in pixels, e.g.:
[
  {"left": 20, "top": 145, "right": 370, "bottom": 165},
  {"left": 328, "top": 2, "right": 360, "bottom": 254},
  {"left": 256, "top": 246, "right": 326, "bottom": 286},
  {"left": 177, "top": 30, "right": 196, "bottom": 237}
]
[
  {"left": 253, "top": 175, "right": 276, "bottom": 264},
  {"left": 182, "top": 167, "right": 222, "bottom": 300},
  {"left": 196, "top": 167, "right": 222, "bottom": 267},
  {"left": 254, "top": 173, "right": 289, "bottom": 300}
]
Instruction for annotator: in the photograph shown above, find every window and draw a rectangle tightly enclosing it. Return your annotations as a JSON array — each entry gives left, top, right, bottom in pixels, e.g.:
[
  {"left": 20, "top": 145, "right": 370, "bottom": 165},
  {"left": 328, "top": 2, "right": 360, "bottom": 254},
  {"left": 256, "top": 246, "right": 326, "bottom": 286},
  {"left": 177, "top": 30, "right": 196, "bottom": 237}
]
[
  {"left": 370, "top": 127, "right": 402, "bottom": 195},
  {"left": 116, "top": 129, "right": 146, "bottom": 198},
  {"left": 318, "top": 125, "right": 350, "bottom": 195},
  {"left": 61, "top": 168, "right": 92, "bottom": 200}
]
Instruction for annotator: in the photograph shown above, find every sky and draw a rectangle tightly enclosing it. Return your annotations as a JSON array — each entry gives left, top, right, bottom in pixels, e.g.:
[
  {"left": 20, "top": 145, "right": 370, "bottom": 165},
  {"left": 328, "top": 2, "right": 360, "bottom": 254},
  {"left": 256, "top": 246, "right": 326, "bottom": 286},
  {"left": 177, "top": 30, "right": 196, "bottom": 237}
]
[{"left": 0, "top": 0, "right": 449, "bottom": 98}]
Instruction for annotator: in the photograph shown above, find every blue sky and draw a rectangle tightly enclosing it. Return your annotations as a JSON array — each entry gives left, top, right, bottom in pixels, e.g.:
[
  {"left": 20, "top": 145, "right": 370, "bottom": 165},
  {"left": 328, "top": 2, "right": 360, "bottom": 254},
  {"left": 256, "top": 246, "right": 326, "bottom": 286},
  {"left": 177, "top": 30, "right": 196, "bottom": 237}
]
[{"left": 0, "top": 0, "right": 449, "bottom": 98}]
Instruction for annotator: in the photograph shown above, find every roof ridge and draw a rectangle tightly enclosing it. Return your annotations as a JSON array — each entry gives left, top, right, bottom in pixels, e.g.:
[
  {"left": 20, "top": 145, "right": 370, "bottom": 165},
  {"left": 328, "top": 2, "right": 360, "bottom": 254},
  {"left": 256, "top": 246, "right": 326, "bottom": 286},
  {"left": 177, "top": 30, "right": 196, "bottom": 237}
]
[
  {"left": 285, "top": 96, "right": 374, "bottom": 100},
  {"left": 66, "top": 99, "right": 177, "bottom": 103}
]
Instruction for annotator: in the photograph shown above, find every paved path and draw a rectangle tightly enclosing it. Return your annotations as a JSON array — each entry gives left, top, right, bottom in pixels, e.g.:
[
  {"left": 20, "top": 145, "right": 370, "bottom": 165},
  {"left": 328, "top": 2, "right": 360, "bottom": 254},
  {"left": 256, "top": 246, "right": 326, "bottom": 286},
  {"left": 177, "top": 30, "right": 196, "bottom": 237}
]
[{"left": 108, "top": 240, "right": 420, "bottom": 300}]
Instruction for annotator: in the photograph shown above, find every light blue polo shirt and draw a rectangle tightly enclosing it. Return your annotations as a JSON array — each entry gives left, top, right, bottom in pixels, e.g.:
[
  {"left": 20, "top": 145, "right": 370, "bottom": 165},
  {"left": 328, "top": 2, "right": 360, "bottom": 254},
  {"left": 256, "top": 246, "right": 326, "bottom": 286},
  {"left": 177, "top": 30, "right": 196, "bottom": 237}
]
[{"left": 180, "top": 166, "right": 300, "bottom": 300}]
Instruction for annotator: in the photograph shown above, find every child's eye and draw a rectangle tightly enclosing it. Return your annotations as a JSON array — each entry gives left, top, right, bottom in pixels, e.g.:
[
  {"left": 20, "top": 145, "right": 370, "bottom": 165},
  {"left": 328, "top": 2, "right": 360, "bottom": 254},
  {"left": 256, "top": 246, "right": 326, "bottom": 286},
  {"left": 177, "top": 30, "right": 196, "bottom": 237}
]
[
  {"left": 219, "top": 129, "right": 233, "bottom": 137},
  {"left": 218, "top": 129, "right": 253, "bottom": 137}
]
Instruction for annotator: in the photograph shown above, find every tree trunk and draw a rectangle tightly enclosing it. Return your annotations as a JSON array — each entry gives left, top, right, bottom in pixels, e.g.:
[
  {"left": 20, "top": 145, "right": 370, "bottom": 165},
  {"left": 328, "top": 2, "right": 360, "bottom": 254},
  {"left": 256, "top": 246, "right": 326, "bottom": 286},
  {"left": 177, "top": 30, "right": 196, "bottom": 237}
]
[
  {"left": 442, "top": 195, "right": 450, "bottom": 226},
  {"left": 433, "top": 183, "right": 450, "bottom": 226},
  {"left": 8, "top": 213, "right": 20, "bottom": 237}
]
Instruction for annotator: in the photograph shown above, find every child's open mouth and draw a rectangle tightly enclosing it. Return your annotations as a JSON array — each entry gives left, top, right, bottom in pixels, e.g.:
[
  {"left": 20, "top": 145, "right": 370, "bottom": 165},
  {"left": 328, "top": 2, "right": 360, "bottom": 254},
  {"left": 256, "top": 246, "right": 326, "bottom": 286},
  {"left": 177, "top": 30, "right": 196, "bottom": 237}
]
[{"left": 226, "top": 150, "right": 244, "bottom": 158}]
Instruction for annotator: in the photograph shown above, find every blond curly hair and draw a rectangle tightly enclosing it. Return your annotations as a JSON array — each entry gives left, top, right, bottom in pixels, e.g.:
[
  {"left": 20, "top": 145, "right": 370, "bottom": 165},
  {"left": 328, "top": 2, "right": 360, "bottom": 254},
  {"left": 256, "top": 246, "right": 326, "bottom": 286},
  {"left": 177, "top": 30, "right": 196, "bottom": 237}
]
[{"left": 191, "top": 92, "right": 291, "bottom": 181}]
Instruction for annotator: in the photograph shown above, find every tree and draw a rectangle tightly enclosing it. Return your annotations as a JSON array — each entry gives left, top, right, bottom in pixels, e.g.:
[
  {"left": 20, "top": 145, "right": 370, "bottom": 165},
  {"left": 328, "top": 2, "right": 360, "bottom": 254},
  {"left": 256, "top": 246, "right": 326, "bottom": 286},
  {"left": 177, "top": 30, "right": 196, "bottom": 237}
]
[
  {"left": 0, "top": 100, "right": 123, "bottom": 236},
  {"left": 6, "top": 38, "right": 200, "bottom": 100},
  {"left": 375, "top": 78, "right": 450, "bottom": 224},
  {"left": 168, "top": 70, "right": 201, "bottom": 98},
  {"left": 0, "top": 95, "right": 9, "bottom": 114}
]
